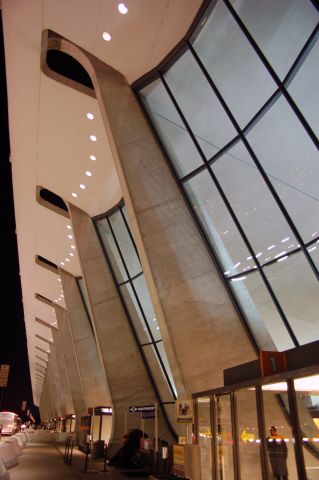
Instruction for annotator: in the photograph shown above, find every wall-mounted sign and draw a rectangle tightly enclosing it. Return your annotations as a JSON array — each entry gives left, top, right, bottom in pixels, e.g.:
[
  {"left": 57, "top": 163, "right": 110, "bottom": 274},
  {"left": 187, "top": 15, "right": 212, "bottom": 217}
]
[
  {"left": 94, "top": 406, "right": 113, "bottom": 415},
  {"left": 176, "top": 400, "right": 194, "bottom": 424},
  {"left": 173, "top": 444, "right": 185, "bottom": 475},
  {"left": 129, "top": 405, "right": 155, "bottom": 413},
  {"left": 260, "top": 351, "right": 287, "bottom": 376}
]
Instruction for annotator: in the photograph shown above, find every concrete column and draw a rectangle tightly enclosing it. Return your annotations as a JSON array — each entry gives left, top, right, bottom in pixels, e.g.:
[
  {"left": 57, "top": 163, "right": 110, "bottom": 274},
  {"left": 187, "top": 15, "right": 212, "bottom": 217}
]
[
  {"left": 42, "top": 34, "right": 257, "bottom": 395},
  {"left": 51, "top": 327, "right": 74, "bottom": 416},
  {"left": 59, "top": 269, "right": 111, "bottom": 410},
  {"left": 54, "top": 305, "right": 87, "bottom": 421},
  {"left": 89, "top": 57, "right": 258, "bottom": 394},
  {"left": 68, "top": 203, "right": 174, "bottom": 453},
  {"left": 39, "top": 380, "right": 53, "bottom": 423},
  {"left": 46, "top": 359, "right": 61, "bottom": 419}
]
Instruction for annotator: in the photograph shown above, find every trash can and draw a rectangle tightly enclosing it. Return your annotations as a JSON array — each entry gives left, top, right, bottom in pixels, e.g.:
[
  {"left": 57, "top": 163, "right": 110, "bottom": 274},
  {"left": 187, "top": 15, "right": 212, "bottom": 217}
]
[{"left": 92, "top": 440, "right": 105, "bottom": 458}]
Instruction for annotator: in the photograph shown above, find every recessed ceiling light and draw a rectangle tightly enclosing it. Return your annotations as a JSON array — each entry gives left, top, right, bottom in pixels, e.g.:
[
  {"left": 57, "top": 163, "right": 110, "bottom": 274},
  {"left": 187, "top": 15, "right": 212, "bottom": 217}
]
[
  {"left": 58, "top": 279, "right": 61, "bottom": 282},
  {"left": 90, "top": 155, "right": 96, "bottom": 161},
  {"left": 71, "top": 245, "right": 76, "bottom": 249},
  {"left": 72, "top": 192, "right": 78, "bottom": 198},
  {"left": 102, "top": 32, "right": 111, "bottom": 42},
  {"left": 90, "top": 135, "right": 97, "bottom": 142},
  {"left": 85, "top": 170, "right": 92, "bottom": 177},
  {"left": 68, "top": 234, "right": 73, "bottom": 239},
  {"left": 80, "top": 184, "right": 86, "bottom": 190},
  {"left": 69, "top": 253, "right": 74, "bottom": 257},
  {"left": 87, "top": 112, "right": 94, "bottom": 120},
  {"left": 65, "top": 258, "right": 70, "bottom": 262},
  {"left": 118, "top": 3, "right": 128, "bottom": 14},
  {"left": 60, "top": 262, "right": 65, "bottom": 266},
  {"left": 67, "top": 224, "right": 72, "bottom": 230}
]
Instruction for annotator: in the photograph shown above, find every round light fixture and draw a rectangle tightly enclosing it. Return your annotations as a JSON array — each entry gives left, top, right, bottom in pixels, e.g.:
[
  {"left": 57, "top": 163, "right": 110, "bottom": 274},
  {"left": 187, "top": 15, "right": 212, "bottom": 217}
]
[
  {"left": 118, "top": 3, "right": 128, "bottom": 14},
  {"left": 102, "top": 32, "right": 112, "bottom": 42}
]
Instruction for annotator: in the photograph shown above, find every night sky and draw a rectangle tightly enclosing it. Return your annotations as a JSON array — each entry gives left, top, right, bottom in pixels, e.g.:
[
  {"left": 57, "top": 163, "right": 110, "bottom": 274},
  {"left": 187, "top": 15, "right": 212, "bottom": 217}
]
[{"left": 0, "top": 14, "right": 40, "bottom": 423}]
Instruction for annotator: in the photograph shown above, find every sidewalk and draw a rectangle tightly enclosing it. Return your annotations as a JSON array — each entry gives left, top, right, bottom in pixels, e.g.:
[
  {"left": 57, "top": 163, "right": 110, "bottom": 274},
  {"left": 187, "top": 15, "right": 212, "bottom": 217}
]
[{"left": 8, "top": 432, "right": 151, "bottom": 480}]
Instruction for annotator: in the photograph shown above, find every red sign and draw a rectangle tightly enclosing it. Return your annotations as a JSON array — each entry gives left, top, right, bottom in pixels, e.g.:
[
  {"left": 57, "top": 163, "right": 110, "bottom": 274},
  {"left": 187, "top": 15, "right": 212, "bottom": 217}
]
[{"left": 260, "top": 351, "right": 286, "bottom": 376}]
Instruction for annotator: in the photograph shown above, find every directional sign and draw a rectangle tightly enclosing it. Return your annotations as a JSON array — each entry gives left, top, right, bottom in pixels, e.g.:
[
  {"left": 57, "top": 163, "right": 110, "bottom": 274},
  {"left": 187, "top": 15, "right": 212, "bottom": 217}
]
[
  {"left": 0, "top": 364, "right": 10, "bottom": 387},
  {"left": 129, "top": 405, "right": 155, "bottom": 413},
  {"left": 142, "top": 410, "right": 155, "bottom": 419}
]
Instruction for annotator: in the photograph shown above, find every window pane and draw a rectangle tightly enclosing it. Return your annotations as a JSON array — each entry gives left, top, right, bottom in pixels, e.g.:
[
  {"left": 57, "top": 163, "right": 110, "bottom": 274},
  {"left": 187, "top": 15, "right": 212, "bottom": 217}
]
[
  {"left": 263, "top": 382, "right": 298, "bottom": 479},
  {"left": 231, "top": 0, "right": 318, "bottom": 80},
  {"left": 193, "top": 1, "right": 276, "bottom": 128},
  {"left": 133, "top": 275, "right": 161, "bottom": 341},
  {"left": 264, "top": 252, "right": 319, "bottom": 346},
  {"left": 140, "top": 79, "right": 204, "bottom": 177},
  {"left": 120, "top": 282, "right": 151, "bottom": 344},
  {"left": 246, "top": 96, "right": 319, "bottom": 244},
  {"left": 109, "top": 211, "right": 142, "bottom": 278},
  {"left": 213, "top": 141, "right": 298, "bottom": 265},
  {"left": 236, "top": 388, "right": 262, "bottom": 478},
  {"left": 229, "top": 271, "right": 294, "bottom": 351},
  {"left": 164, "top": 50, "right": 237, "bottom": 160},
  {"left": 196, "top": 397, "right": 212, "bottom": 480},
  {"left": 307, "top": 241, "right": 319, "bottom": 270},
  {"left": 294, "top": 375, "right": 319, "bottom": 478},
  {"left": 143, "top": 344, "right": 174, "bottom": 402},
  {"left": 288, "top": 38, "right": 319, "bottom": 137},
  {"left": 184, "top": 169, "right": 256, "bottom": 277},
  {"left": 96, "top": 217, "right": 128, "bottom": 282},
  {"left": 156, "top": 341, "right": 177, "bottom": 398},
  {"left": 214, "top": 395, "right": 234, "bottom": 480}
]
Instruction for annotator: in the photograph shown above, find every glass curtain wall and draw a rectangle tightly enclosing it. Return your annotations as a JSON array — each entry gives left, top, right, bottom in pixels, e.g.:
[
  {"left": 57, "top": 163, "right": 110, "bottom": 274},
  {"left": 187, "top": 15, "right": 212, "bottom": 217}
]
[
  {"left": 95, "top": 203, "right": 177, "bottom": 420},
  {"left": 137, "top": 0, "right": 319, "bottom": 353}
]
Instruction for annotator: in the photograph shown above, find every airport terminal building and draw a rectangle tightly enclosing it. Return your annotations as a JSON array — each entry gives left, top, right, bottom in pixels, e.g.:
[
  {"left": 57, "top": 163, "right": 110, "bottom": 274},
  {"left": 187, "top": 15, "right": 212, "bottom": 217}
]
[{"left": 2, "top": 0, "right": 319, "bottom": 478}]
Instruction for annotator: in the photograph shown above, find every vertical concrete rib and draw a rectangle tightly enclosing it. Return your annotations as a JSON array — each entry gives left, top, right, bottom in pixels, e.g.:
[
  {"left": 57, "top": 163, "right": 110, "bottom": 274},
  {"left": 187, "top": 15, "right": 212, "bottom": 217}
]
[
  {"left": 54, "top": 305, "right": 87, "bottom": 420},
  {"left": 51, "top": 327, "right": 74, "bottom": 416},
  {"left": 59, "top": 269, "right": 111, "bottom": 410},
  {"left": 67, "top": 203, "right": 174, "bottom": 453}
]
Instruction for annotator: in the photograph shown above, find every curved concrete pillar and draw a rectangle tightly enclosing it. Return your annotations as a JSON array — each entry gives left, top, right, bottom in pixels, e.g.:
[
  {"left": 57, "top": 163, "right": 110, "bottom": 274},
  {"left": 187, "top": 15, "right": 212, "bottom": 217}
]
[
  {"left": 51, "top": 328, "right": 74, "bottom": 416},
  {"left": 42, "top": 31, "right": 257, "bottom": 396},
  {"left": 54, "top": 305, "right": 87, "bottom": 420},
  {"left": 59, "top": 269, "right": 111, "bottom": 410},
  {"left": 67, "top": 203, "right": 174, "bottom": 453}
]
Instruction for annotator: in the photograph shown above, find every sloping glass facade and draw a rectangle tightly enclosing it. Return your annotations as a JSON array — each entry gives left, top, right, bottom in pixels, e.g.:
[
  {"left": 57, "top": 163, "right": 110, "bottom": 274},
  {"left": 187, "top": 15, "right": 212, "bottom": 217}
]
[{"left": 137, "top": 0, "right": 319, "bottom": 352}]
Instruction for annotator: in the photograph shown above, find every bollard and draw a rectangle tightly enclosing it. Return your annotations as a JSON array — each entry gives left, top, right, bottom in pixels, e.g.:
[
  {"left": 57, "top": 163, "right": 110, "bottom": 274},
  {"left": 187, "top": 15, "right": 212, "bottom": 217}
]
[
  {"left": 68, "top": 437, "right": 74, "bottom": 465},
  {"left": 83, "top": 442, "right": 89, "bottom": 472},
  {"left": 101, "top": 442, "right": 108, "bottom": 473},
  {"left": 64, "top": 436, "right": 70, "bottom": 463}
]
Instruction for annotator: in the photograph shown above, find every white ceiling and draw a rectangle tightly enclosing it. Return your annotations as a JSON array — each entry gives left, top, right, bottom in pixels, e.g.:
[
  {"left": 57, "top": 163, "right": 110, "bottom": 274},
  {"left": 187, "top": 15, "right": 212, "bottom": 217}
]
[{"left": 2, "top": 0, "right": 202, "bottom": 405}]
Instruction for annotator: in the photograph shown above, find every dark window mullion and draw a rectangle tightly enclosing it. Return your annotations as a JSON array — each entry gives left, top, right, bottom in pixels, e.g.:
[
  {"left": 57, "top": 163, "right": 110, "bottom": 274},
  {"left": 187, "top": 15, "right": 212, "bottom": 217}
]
[
  {"left": 145, "top": 339, "right": 177, "bottom": 400},
  {"left": 106, "top": 216, "right": 132, "bottom": 283},
  {"left": 160, "top": 51, "right": 298, "bottom": 347},
  {"left": 223, "top": 0, "right": 319, "bottom": 149},
  {"left": 198, "top": 167, "right": 299, "bottom": 347},
  {"left": 119, "top": 206, "right": 141, "bottom": 262},
  {"left": 189, "top": 42, "right": 319, "bottom": 281},
  {"left": 283, "top": 25, "right": 319, "bottom": 87},
  {"left": 160, "top": 73, "right": 215, "bottom": 165},
  {"left": 118, "top": 270, "right": 144, "bottom": 287}
]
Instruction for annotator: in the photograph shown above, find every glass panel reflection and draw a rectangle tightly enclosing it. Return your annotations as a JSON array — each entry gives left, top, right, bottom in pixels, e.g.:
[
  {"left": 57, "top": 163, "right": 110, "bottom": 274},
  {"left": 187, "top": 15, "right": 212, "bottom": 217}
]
[
  {"left": 140, "top": 79, "right": 204, "bottom": 177},
  {"left": 109, "top": 211, "right": 141, "bottom": 278},
  {"left": 246, "top": 96, "right": 319, "bottom": 244},
  {"left": 213, "top": 141, "right": 298, "bottom": 264},
  {"left": 96, "top": 217, "right": 128, "bottom": 282},
  {"left": 294, "top": 375, "right": 319, "bottom": 478},
  {"left": 120, "top": 282, "right": 151, "bottom": 344},
  {"left": 264, "top": 252, "right": 319, "bottom": 346},
  {"left": 236, "top": 388, "right": 262, "bottom": 478},
  {"left": 215, "top": 394, "right": 234, "bottom": 480},
  {"left": 193, "top": 0, "right": 276, "bottom": 128},
  {"left": 164, "top": 50, "right": 237, "bottom": 160},
  {"left": 231, "top": 0, "right": 319, "bottom": 80},
  {"left": 132, "top": 275, "right": 161, "bottom": 341},
  {"left": 263, "top": 382, "right": 298, "bottom": 479},
  {"left": 229, "top": 271, "right": 294, "bottom": 352},
  {"left": 184, "top": 169, "right": 255, "bottom": 277},
  {"left": 197, "top": 397, "right": 212, "bottom": 480},
  {"left": 143, "top": 343, "right": 175, "bottom": 403}
]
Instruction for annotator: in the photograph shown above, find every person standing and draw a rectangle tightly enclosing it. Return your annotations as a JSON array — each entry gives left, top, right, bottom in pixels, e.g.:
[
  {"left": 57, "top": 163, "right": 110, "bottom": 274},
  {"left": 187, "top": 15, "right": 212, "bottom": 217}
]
[{"left": 267, "top": 426, "right": 288, "bottom": 479}]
